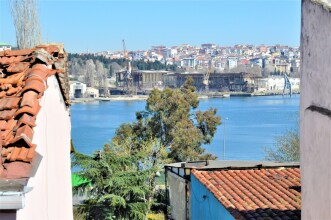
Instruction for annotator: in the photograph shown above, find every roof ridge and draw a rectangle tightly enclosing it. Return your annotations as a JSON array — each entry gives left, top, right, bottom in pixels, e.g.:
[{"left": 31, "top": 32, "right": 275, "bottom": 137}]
[{"left": 0, "top": 44, "right": 70, "bottom": 180}]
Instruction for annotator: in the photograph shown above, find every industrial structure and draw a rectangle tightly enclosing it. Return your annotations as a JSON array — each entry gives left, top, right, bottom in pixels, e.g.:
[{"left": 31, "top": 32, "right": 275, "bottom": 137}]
[
  {"left": 117, "top": 70, "right": 171, "bottom": 94},
  {"left": 283, "top": 73, "right": 292, "bottom": 96},
  {"left": 163, "top": 72, "right": 262, "bottom": 92},
  {"left": 116, "top": 40, "right": 134, "bottom": 94},
  {"left": 115, "top": 69, "right": 299, "bottom": 95}
]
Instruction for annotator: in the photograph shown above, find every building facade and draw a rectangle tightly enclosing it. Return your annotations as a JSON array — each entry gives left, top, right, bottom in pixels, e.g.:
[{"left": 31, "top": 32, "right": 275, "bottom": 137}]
[{"left": 70, "top": 81, "right": 87, "bottom": 99}]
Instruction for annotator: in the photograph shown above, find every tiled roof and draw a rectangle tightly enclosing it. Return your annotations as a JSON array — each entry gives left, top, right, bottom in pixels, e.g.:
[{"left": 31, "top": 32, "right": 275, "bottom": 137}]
[
  {"left": 192, "top": 167, "right": 301, "bottom": 220},
  {"left": 0, "top": 44, "right": 69, "bottom": 179}
]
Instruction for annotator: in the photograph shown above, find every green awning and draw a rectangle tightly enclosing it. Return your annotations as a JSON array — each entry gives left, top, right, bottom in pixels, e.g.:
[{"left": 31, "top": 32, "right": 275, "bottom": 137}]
[{"left": 72, "top": 174, "right": 91, "bottom": 187}]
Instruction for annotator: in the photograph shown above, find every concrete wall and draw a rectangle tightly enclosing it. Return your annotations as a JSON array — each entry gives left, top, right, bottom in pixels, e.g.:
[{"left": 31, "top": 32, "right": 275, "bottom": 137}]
[
  {"left": 17, "top": 76, "right": 73, "bottom": 220},
  {"left": 167, "top": 172, "right": 187, "bottom": 220},
  {"left": 300, "top": 0, "right": 331, "bottom": 219},
  {"left": 190, "top": 175, "right": 234, "bottom": 220}
]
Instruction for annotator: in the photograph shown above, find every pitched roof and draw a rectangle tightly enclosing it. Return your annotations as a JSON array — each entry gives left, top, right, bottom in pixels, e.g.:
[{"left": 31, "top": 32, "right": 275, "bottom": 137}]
[
  {"left": 192, "top": 167, "right": 301, "bottom": 220},
  {"left": 0, "top": 44, "right": 69, "bottom": 180}
]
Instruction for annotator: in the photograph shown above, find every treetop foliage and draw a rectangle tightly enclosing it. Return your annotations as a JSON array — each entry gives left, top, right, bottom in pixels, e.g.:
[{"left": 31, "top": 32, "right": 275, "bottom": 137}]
[
  {"left": 73, "top": 78, "right": 222, "bottom": 219},
  {"left": 72, "top": 144, "right": 153, "bottom": 220},
  {"left": 265, "top": 129, "right": 299, "bottom": 162},
  {"left": 68, "top": 53, "right": 178, "bottom": 73},
  {"left": 116, "top": 77, "right": 221, "bottom": 162}
]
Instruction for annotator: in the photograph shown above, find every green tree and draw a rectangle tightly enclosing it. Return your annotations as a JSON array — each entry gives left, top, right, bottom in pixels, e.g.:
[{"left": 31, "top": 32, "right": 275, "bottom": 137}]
[
  {"left": 72, "top": 139, "right": 166, "bottom": 220},
  {"left": 265, "top": 129, "right": 299, "bottom": 162},
  {"left": 73, "top": 78, "right": 221, "bottom": 219},
  {"left": 115, "top": 77, "right": 221, "bottom": 162}
]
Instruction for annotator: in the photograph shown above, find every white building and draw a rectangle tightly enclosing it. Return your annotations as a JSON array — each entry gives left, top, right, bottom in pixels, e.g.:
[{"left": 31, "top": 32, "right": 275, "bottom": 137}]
[
  {"left": 266, "top": 76, "right": 284, "bottom": 90},
  {"left": 259, "top": 76, "right": 300, "bottom": 91},
  {"left": 181, "top": 58, "right": 196, "bottom": 68},
  {"left": 70, "top": 81, "right": 87, "bottom": 99},
  {"left": 0, "top": 43, "right": 11, "bottom": 51},
  {"left": 227, "top": 57, "right": 238, "bottom": 69},
  {"left": 289, "top": 77, "right": 300, "bottom": 90},
  {"left": 170, "top": 48, "right": 178, "bottom": 57},
  {"left": 85, "top": 87, "right": 99, "bottom": 98}
]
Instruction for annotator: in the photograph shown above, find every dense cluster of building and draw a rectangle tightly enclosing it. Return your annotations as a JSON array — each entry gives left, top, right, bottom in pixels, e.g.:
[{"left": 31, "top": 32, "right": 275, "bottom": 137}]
[
  {"left": 98, "top": 43, "right": 300, "bottom": 76},
  {"left": 89, "top": 43, "right": 300, "bottom": 97},
  {"left": 56, "top": 42, "right": 302, "bottom": 98},
  {"left": 2, "top": 41, "right": 301, "bottom": 98}
]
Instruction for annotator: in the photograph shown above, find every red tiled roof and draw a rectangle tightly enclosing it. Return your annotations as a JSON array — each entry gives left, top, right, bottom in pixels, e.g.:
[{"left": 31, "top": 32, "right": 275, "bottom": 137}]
[
  {"left": 0, "top": 44, "right": 69, "bottom": 179},
  {"left": 192, "top": 167, "right": 301, "bottom": 220}
]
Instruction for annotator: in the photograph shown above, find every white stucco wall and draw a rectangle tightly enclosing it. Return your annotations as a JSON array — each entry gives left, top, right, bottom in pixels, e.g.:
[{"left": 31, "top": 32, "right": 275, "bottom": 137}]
[
  {"left": 85, "top": 87, "right": 99, "bottom": 98},
  {"left": 17, "top": 76, "right": 73, "bottom": 220},
  {"left": 300, "top": 0, "right": 331, "bottom": 219},
  {"left": 69, "top": 81, "right": 86, "bottom": 99},
  {"left": 267, "top": 76, "right": 284, "bottom": 91}
]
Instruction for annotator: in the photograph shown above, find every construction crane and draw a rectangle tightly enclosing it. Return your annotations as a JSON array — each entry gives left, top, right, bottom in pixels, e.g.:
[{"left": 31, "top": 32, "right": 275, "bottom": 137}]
[
  {"left": 283, "top": 73, "right": 292, "bottom": 96},
  {"left": 203, "top": 60, "right": 212, "bottom": 92},
  {"left": 122, "top": 39, "right": 133, "bottom": 94}
]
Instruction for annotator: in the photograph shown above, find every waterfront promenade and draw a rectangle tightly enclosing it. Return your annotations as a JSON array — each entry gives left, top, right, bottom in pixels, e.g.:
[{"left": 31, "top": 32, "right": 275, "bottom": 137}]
[{"left": 71, "top": 89, "right": 300, "bottom": 103}]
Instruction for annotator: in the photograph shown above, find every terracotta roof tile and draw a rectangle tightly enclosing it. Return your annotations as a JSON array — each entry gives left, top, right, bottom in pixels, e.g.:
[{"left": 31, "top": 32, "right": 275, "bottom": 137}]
[
  {"left": 6, "top": 87, "right": 21, "bottom": 96},
  {"left": 21, "top": 79, "right": 47, "bottom": 95},
  {"left": 0, "top": 109, "right": 17, "bottom": 120},
  {"left": 0, "top": 44, "right": 70, "bottom": 179},
  {"left": 5, "top": 119, "right": 16, "bottom": 131},
  {"left": 0, "top": 49, "right": 34, "bottom": 57},
  {"left": 21, "top": 91, "right": 38, "bottom": 108},
  {"left": 2, "top": 161, "right": 32, "bottom": 179},
  {"left": 192, "top": 167, "right": 301, "bottom": 219},
  {"left": 16, "top": 147, "right": 29, "bottom": 161},
  {"left": 16, "top": 113, "right": 36, "bottom": 128},
  {"left": 7, "top": 62, "right": 30, "bottom": 73},
  {"left": 0, "top": 120, "right": 6, "bottom": 130},
  {"left": 14, "top": 104, "right": 41, "bottom": 117},
  {"left": 0, "top": 97, "right": 21, "bottom": 110}
]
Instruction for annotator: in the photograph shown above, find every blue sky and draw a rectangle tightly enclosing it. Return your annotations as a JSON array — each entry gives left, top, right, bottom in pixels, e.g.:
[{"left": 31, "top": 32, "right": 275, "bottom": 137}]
[{"left": 0, "top": 0, "right": 301, "bottom": 53}]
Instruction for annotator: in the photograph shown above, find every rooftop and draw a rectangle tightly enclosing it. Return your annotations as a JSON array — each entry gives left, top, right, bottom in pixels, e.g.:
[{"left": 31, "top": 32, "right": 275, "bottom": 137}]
[
  {"left": 192, "top": 166, "right": 301, "bottom": 220},
  {"left": 166, "top": 160, "right": 299, "bottom": 170},
  {"left": 0, "top": 44, "right": 69, "bottom": 180}
]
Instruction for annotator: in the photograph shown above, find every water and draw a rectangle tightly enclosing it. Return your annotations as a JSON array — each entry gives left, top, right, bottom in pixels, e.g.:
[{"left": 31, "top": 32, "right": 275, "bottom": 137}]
[{"left": 71, "top": 95, "right": 299, "bottom": 161}]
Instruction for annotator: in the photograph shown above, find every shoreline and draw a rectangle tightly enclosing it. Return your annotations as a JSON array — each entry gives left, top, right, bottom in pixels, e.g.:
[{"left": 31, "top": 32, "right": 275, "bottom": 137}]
[{"left": 71, "top": 90, "right": 300, "bottom": 103}]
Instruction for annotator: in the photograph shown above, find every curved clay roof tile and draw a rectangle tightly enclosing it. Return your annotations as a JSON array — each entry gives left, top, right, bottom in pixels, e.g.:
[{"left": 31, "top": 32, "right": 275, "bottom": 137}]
[
  {"left": 0, "top": 44, "right": 69, "bottom": 179},
  {"left": 20, "top": 79, "right": 47, "bottom": 95}
]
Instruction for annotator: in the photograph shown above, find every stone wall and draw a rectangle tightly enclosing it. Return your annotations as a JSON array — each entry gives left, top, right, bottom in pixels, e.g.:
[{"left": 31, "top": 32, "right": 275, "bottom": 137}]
[{"left": 300, "top": 0, "right": 331, "bottom": 219}]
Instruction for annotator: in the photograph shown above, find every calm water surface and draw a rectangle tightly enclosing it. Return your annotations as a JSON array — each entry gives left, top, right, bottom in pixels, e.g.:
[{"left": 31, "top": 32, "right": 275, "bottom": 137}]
[{"left": 71, "top": 95, "right": 299, "bottom": 161}]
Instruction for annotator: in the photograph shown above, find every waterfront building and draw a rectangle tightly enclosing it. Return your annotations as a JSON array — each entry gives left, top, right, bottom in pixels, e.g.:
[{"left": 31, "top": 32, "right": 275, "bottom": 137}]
[
  {"left": 132, "top": 70, "right": 171, "bottom": 90},
  {"left": 266, "top": 76, "right": 285, "bottom": 91},
  {"left": 70, "top": 81, "right": 87, "bottom": 99},
  {"left": 86, "top": 87, "right": 99, "bottom": 98},
  {"left": 163, "top": 72, "right": 261, "bottom": 92}
]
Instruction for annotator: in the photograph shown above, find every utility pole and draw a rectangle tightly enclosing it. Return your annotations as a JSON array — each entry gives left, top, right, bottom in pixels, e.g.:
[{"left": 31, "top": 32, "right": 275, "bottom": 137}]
[{"left": 223, "top": 117, "right": 229, "bottom": 160}]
